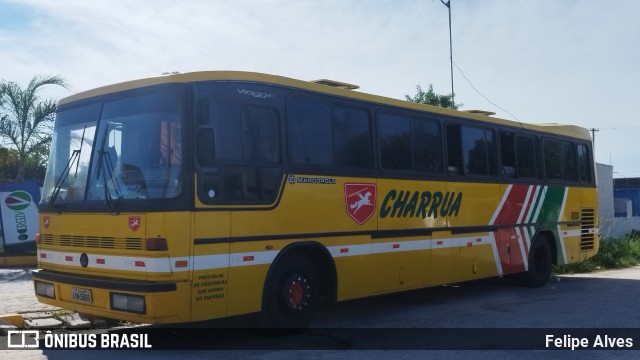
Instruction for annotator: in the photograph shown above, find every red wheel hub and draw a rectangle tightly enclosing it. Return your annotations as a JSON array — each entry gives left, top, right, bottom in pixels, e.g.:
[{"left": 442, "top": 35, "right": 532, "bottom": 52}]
[
  {"left": 289, "top": 280, "right": 304, "bottom": 306},
  {"left": 285, "top": 275, "right": 310, "bottom": 311}
]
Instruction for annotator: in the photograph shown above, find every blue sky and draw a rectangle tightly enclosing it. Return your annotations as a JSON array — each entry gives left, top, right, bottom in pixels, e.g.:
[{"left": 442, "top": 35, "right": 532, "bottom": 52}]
[{"left": 1, "top": 0, "right": 639, "bottom": 177}]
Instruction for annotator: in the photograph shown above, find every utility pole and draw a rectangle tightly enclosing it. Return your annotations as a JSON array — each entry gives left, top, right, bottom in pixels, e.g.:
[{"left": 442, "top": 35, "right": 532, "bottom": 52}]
[
  {"left": 440, "top": 0, "right": 455, "bottom": 109},
  {"left": 590, "top": 128, "right": 599, "bottom": 148}
]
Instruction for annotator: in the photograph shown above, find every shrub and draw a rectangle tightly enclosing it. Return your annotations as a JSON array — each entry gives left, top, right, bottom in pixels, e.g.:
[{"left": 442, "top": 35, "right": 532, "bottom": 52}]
[{"left": 553, "top": 234, "right": 640, "bottom": 274}]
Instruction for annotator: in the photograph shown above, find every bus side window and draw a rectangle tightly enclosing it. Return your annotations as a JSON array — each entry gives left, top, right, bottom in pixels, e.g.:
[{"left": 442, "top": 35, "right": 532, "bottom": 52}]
[
  {"left": 500, "top": 132, "right": 516, "bottom": 178},
  {"left": 446, "top": 124, "right": 463, "bottom": 175},
  {"left": 413, "top": 118, "right": 443, "bottom": 174},
  {"left": 515, "top": 135, "right": 538, "bottom": 179},
  {"left": 197, "top": 128, "right": 216, "bottom": 167},
  {"left": 378, "top": 113, "right": 412, "bottom": 171},
  {"left": 577, "top": 143, "right": 592, "bottom": 184},
  {"left": 543, "top": 138, "right": 577, "bottom": 182},
  {"left": 334, "top": 106, "right": 372, "bottom": 169},
  {"left": 288, "top": 98, "right": 332, "bottom": 166},
  {"left": 447, "top": 124, "right": 497, "bottom": 177}
]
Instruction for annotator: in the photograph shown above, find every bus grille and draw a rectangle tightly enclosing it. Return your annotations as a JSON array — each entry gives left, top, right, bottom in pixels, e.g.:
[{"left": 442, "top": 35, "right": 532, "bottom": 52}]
[
  {"left": 580, "top": 208, "right": 596, "bottom": 251},
  {"left": 40, "top": 234, "right": 144, "bottom": 250}
]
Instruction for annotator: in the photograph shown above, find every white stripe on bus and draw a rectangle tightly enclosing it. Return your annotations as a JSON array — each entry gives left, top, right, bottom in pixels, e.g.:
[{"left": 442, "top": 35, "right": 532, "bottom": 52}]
[{"left": 40, "top": 229, "right": 594, "bottom": 277}]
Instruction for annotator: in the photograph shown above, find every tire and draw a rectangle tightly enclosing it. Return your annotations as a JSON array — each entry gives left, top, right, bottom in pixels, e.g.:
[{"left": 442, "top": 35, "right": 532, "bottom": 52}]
[
  {"left": 519, "top": 235, "right": 552, "bottom": 288},
  {"left": 262, "top": 250, "right": 318, "bottom": 329}
]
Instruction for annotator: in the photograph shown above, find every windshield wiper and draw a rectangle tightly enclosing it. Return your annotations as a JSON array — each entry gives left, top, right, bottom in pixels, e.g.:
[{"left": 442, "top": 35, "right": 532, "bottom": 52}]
[
  {"left": 49, "top": 150, "right": 80, "bottom": 206},
  {"left": 95, "top": 126, "right": 122, "bottom": 212},
  {"left": 49, "top": 126, "right": 86, "bottom": 206}
]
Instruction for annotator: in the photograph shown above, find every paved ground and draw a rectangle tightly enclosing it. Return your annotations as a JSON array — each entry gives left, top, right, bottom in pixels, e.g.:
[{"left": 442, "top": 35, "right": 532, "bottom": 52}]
[
  {"left": 0, "top": 268, "right": 104, "bottom": 331},
  {"left": 0, "top": 268, "right": 57, "bottom": 315},
  {"left": 1, "top": 265, "right": 639, "bottom": 359},
  {"left": 2, "top": 265, "right": 640, "bottom": 328}
]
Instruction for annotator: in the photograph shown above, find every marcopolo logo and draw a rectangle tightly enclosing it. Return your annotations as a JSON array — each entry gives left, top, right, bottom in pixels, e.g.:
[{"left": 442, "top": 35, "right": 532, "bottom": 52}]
[
  {"left": 4, "top": 190, "right": 33, "bottom": 241},
  {"left": 4, "top": 190, "right": 32, "bottom": 211}
]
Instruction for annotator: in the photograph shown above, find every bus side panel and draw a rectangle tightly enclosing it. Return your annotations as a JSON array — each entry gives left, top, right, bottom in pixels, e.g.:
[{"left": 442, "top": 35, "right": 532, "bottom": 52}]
[
  {"left": 374, "top": 179, "right": 447, "bottom": 294},
  {"left": 329, "top": 235, "right": 371, "bottom": 301},
  {"left": 191, "top": 211, "right": 231, "bottom": 322},
  {"left": 580, "top": 186, "right": 599, "bottom": 261},
  {"left": 227, "top": 240, "right": 280, "bottom": 317},
  {"left": 558, "top": 187, "right": 583, "bottom": 265},
  {"left": 430, "top": 231, "right": 453, "bottom": 286},
  {"left": 446, "top": 182, "right": 501, "bottom": 282},
  {"left": 190, "top": 243, "right": 230, "bottom": 322},
  {"left": 494, "top": 183, "right": 536, "bottom": 276}
]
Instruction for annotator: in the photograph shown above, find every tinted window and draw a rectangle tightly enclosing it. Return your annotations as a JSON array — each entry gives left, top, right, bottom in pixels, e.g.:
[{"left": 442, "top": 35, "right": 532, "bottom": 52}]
[
  {"left": 412, "top": 118, "right": 443, "bottom": 173},
  {"left": 244, "top": 107, "right": 279, "bottom": 163},
  {"left": 333, "top": 106, "right": 372, "bottom": 168},
  {"left": 577, "top": 143, "right": 592, "bottom": 184},
  {"left": 379, "top": 113, "right": 411, "bottom": 170},
  {"left": 500, "top": 132, "right": 539, "bottom": 179},
  {"left": 516, "top": 135, "right": 538, "bottom": 179},
  {"left": 288, "top": 98, "right": 373, "bottom": 169},
  {"left": 544, "top": 139, "right": 577, "bottom": 182},
  {"left": 198, "top": 101, "right": 282, "bottom": 204},
  {"left": 289, "top": 98, "right": 332, "bottom": 165},
  {"left": 447, "top": 124, "right": 496, "bottom": 176},
  {"left": 211, "top": 102, "right": 243, "bottom": 161},
  {"left": 500, "top": 132, "right": 516, "bottom": 178}
]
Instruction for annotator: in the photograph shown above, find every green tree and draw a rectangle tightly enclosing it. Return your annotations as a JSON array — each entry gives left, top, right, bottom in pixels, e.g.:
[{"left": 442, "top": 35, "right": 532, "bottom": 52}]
[
  {"left": 0, "top": 75, "right": 68, "bottom": 182},
  {"left": 405, "top": 84, "right": 462, "bottom": 110}
]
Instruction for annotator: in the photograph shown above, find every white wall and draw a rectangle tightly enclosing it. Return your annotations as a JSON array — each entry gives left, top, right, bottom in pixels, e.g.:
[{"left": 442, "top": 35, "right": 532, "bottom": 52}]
[{"left": 597, "top": 163, "right": 616, "bottom": 236}]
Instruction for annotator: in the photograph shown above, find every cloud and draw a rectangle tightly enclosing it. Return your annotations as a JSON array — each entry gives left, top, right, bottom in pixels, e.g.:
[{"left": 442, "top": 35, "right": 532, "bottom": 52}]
[{"left": 2, "top": 0, "right": 640, "bottom": 175}]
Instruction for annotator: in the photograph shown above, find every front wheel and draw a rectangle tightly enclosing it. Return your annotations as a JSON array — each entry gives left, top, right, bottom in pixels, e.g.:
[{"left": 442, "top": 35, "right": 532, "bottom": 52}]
[
  {"left": 518, "top": 236, "right": 552, "bottom": 287},
  {"left": 262, "top": 250, "right": 318, "bottom": 329}
]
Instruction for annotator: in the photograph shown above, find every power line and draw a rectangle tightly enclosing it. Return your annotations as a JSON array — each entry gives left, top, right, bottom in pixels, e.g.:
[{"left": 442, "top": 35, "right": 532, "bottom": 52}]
[{"left": 452, "top": 61, "right": 520, "bottom": 121}]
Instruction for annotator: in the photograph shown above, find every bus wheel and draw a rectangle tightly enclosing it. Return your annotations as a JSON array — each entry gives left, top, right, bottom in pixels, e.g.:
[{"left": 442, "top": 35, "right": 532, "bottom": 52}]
[
  {"left": 262, "top": 250, "right": 318, "bottom": 329},
  {"left": 519, "top": 235, "right": 552, "bottom": 288}
]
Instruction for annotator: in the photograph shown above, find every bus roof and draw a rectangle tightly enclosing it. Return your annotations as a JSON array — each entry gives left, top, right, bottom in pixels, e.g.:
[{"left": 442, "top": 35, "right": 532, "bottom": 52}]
[{"left": 59, "top": 71, "right": 591, "bottom": 141}]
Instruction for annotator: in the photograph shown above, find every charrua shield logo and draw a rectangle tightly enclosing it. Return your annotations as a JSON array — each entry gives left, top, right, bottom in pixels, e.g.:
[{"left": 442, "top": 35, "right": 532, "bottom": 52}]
[
  {"left": 128, "top": 216, "right": 141, "bottom": 232},
  {"left": 344, "top": 183, "right": 376, "bottom": 225}
]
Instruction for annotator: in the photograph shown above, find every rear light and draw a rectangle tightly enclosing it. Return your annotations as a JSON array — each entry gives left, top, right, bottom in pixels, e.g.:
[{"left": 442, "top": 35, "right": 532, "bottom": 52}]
[
  {"left": 36, "top": 233, "right": 41, "bottom": 244},
  {"left": 35, "top": 281, "right": 55, "bottom": 298},
  {"left": 146, "top": 238, "right": 168, "bottom": 251},
  {"left": 111, "top": 292, "right": 145, "bottom": 313}
]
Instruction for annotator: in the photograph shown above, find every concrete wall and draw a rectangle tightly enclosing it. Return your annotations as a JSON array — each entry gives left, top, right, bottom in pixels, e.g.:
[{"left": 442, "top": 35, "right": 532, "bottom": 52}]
[
  {"left": 600, "top": 217, "right": 640, "bottom": 238},
  {"left": 598, "top": 163, "right": 640, "bottom": 238},
  {"left": 597, "top": 163, "right": 616, "bottom": 236}
]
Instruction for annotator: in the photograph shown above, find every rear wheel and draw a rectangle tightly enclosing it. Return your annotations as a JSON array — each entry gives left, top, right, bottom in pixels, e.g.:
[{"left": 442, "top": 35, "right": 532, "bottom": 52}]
[
  {"left": 262, "top": 250, "right": 318, "bottom": 329},
  {"left": 519, "top": 235, "right": 552, "bottom": 287}
]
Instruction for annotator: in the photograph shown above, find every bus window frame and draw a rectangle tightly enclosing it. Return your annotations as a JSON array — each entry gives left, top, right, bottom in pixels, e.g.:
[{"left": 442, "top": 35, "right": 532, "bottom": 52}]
[
  {"left": 195, "top": 95, "right": 285, "bottom": 206},
  {"left": 286, "top": 93, "right": 375, "bottom": 174},
  {"left": 444, "top": 120, "right": 499, "bottom": 180},
  {"left": 497, "top": 130, "right": 542, "bottom": 182},
  {"left": 541, "top": 136, "right": 580, "bottom": 185},
  {"left": 376, "top": 109, "right": 445, "bottom": 177}
]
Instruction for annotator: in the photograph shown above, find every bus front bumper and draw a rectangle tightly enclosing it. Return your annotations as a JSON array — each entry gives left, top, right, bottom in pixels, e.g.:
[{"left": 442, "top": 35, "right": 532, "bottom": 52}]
[{"left": 32, "top": 269, "right": 191, "bottom": 324}]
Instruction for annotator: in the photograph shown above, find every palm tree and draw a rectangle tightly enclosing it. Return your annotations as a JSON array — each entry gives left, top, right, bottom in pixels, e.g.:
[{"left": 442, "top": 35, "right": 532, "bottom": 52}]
[{"left": 0, "top": 75, "right": 68, "bottom": 182}]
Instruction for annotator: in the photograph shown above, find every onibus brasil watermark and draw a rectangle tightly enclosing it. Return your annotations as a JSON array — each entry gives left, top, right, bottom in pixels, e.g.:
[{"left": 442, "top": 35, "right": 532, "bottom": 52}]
[{"left": 6, "top": 330, "right": 152, "bottom": 349}]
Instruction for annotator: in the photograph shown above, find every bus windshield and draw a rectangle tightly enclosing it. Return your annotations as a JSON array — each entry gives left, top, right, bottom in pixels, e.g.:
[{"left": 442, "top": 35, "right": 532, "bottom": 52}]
[{"left": 41, "top": 89, "right": 184, "bottom": 206}]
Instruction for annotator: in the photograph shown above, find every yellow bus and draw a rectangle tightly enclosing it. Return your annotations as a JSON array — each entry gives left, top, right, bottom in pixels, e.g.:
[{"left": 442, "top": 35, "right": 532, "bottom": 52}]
[{"left": 33, "top": 71, "right": 598, "bottom": 328}]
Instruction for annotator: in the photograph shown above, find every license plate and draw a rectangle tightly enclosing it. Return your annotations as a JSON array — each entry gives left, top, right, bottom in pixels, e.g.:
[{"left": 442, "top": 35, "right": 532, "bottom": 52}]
[{"left": 71, "top": 287, "right": 92, "bottom": 303}]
